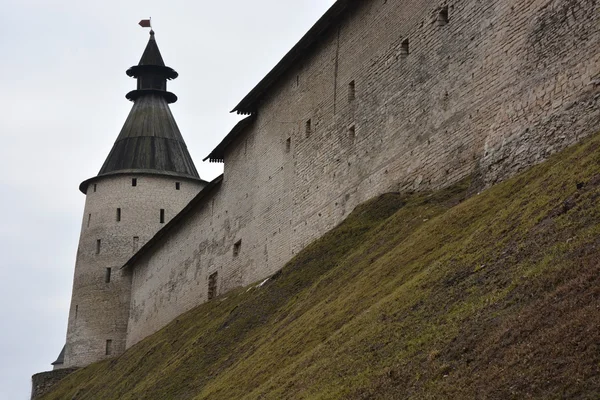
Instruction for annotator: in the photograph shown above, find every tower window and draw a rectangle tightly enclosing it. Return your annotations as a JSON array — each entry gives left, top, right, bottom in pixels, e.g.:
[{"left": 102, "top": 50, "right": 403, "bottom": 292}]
[
  {"left": 160, "top": 209, "right": 165, "bottom": 224},
  {"left": 105, "top": 340, "right": 113, "bottom": 356},
  {"left": 75, "top": 305, "right": 78, "bottom": 319},
  {"left": 348, "top": 81, "right": 356, "bottom": 102},
  {"left": 105, "top": 268, "right": 112, "bottom": 283},
  {"left": 133, "top": 236, "right": 139, "bottom": 253},
  {"left": 208, "top": 272, "right": 218, "bottom": 300},
  {"left": 233, "top": 240, "right": 242, "bottom": 257},
  {"left": 132, "top": 178, "right": 137, "bottom": 187},
  {"left": 116, "top": 208, "right": 121, "bottom": 222},
  {"left": 176, "top": 182, "right": 181, "bottom": 190},
  {"left": 96, "top": 239, "right": 101, "bottom": 255},
  {"left": 401, "top": 39, "right": 410, "bottom": 56},
  {"left": 285, "top": 138, "right": 291, "bottom": 153},
  {"left": 87, "top": 214, "right": 91, "bottom": 227},
  {"left": 93, "top": 184, "right": 97, "bottom": 193},
  {"left": 437, "top": 6, "right": 449, "bottom": 26},
  {"left": 348, "top": 125, "right": 356, "bottom": 141},
  {"left": 305, "top": 119, "right": 312, "bottom": 137}
]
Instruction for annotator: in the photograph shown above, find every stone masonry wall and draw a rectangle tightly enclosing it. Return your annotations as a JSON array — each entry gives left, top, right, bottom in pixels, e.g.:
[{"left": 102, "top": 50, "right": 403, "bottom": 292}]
[
  {"left": 31, "top": 369, "right": 78, "bottom": 400},
  {"left": 126, "top": 0, "right": 600, "bottom": 347},
  {"left": 65, "top": 174, "right": 203, "bottom": 367}
]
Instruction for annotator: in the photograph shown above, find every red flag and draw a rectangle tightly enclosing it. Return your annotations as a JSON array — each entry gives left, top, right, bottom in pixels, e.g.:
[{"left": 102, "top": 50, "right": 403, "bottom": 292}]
[{"left": 139, "top": 19, "right": 151, "bottom": 28}]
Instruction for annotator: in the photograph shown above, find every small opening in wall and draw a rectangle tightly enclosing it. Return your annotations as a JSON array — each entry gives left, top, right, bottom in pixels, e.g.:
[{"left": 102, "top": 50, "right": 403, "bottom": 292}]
[
  {"left": 401, "top": 39, "right": 410, "bottom": 56},
  {"left": 175, "top": 182, "right": 181, "bottom": 190},
  {"left": 96, "top": 239, "right": 101, "bottom": 255},
  {"left": 285, "top": 138, "right": 291, "bottom": 153},
  {"left": 348, "top": 125, "right": 356, "bottom": 141},
  {"left": 160, "top": 209, "right": 165, "bottom": 224},
  {"left": 93, "top": 184, "right": 97, "bottom": 193},
  {"left": 105, "top": 339, "right": 113, "bottom": 356},
  {"left": 208, "top": 272, "right": 218, "bottom": 300},
  {"left": 132, "top": 178, "right": 137, "bottom": 187},
  {"left": 105, "top": 268, "right": 112, "bottom": 283},
  {"left": 75, "top": 305, "right": 78, "bottom": 319},
  {"left": 305, "top": 119, "right": 312, "bottom": 137},
  {"left": 437, "top": 6, "right": 449, "bottom": 26},
  {"left": 87, "top": 214, "right": 91, "bottom": 227},
  {"left": 233, "top": 240, "right": 242, "bottom": 257},
  {"left": 116, "top": 208, "right": 121, "bottom": 222},
  {"left": 133, "top": 236, "right": 139, "bottom": 253},
  {"left": 348, "top": 80, "right": 356, "bottom": 102}
]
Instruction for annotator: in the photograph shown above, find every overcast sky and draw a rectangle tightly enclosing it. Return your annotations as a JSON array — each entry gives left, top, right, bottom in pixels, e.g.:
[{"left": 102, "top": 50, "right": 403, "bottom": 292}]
[{"left": 0, "top": 0, "right": 335, "bottom": 397}]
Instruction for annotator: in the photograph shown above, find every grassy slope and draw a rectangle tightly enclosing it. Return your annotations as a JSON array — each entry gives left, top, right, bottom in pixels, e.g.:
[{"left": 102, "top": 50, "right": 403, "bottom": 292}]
[{"left": 44, "top": 132, "right": 600, "bottom": 400}]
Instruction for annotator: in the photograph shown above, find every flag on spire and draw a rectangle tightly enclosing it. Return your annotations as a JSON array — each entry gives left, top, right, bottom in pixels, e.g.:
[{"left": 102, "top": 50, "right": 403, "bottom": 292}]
[{"left": 139, "top": 19, "right": 151, "bottom": 28}]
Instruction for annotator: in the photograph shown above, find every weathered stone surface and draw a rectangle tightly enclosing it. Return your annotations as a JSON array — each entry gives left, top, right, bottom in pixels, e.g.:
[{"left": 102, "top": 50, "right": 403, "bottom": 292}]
[
  {"left": 125, "top": 0, "right": 600, "bottom": 347},
  {"left": 64, "top": 175, "right": 204, "bottom": 367},
  {"left": 31, "top": 369, "right": 77, "bottom": 400}
]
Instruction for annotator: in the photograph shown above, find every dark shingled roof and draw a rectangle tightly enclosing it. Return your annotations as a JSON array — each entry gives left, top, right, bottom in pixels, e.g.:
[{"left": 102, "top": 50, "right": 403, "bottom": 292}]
[
  {"left": 203, "top": 116, "right": 255, "bottom": 163},
  {"left": 232, "top": 0, "right": 354, "bottom": 114},
  {"left": 80, "top": 32, "right": 200, "bottom": 193},
  {"left": 127, "top": 31, "right": 178, "bottom": 80},
  {"left": 139, "top": 31, "right": 165, "bottom": 66},
  {"left": 51, "top": 345, "right": 65, "bottom": 366},
  {"left": 97, "top": 94, "right": 199, "bottom": 177}
]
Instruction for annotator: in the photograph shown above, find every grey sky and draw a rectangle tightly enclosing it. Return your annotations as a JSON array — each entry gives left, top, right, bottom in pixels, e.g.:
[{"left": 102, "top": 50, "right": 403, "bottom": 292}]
[{"left": 0, "top": 0, "right": 334, "bottom": 397}]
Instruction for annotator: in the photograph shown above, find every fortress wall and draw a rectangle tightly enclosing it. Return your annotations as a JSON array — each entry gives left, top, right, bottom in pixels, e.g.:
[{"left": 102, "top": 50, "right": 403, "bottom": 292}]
[{"left": 126, "top": 0, "right": 600, "bottom": 346}]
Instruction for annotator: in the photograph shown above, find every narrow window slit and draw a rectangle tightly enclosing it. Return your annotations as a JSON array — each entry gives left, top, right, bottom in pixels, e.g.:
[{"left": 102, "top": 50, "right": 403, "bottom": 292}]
[
  {"left": 208, "top": 272, "right": 218, "bottom": 300},
  {"left": 175, "top": 182, "right": 181, "bottom": 190},
  {"left": 96, "top": 239, "right": 101, "bottom": 255},
  {"left": 348, "top": 125, "right": 356, "bottom": 141},
  {"left": 105, "top": 340, "right": 113, "bottom": 356},
  {"left": 437, "top": 6, "right": 449, "bottom": 26},
  {"left": 233, "top": 240, "right": 242, "bottom": 257},
  {"left": 285, "top": 138, "right": 291, "bottom": 153},
  {"left": 348, "top": 80, "right": 356, "bottom": 102},
  {"left": 160, "top": 209, "right": 165, "bottom": 224},
  {"left": 305, "top": 119, "right": 312, "bottom": 137},
  {"left": 105, "top": 268, "right": 112, "bottom": 283},
  {"left": 132, "top": 178, "right": 137, "bottom": 187},
  {"left": 401, "top": 39, "right": 410, "bottom": 57},
  {"left": 116, "top": 208, "right": 121, "bottom": 222}
]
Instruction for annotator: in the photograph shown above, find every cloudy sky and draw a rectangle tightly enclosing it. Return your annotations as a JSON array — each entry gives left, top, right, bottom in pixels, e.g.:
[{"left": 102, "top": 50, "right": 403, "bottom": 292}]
[{"left": 0, "top": 0, "right": 334, "bottom": 397}]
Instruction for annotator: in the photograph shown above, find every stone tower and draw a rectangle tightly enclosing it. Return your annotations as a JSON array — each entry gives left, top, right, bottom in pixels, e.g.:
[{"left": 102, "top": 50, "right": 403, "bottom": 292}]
[{"left": 57, "top": 31, "right": 205, "bottom": 368}]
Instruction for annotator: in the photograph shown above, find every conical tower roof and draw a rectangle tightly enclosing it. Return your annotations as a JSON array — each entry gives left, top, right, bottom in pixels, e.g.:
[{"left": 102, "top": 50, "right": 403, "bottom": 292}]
[
  {"left": 139, "top": 32, "right": 165, "bottom": 66},
  {"left": 80, "top": 31, "right": 200, "bottom": 193}
]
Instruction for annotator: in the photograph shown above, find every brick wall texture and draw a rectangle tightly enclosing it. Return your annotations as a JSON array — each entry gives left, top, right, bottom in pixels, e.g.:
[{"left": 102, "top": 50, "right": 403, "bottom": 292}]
[
  {"left": 64, "top": 175, "right": 203, "bottom": 367},
  {"left": 31, "top": 369, "right": 78, "bottom": 399},
  {"left": 124, "top": 0, "right": 600, "bottom": 347}
]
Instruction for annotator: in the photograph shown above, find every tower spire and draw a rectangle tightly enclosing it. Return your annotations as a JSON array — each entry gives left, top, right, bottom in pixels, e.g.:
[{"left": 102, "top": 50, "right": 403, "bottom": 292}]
[{"left": 79, "top": 32, "right": 200, "bottom": 193}]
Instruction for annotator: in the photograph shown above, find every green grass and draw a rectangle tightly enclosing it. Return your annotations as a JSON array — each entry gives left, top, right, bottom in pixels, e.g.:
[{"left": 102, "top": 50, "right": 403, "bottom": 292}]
[{"left": 43, "top": 132, "right": 600, "bottom": 399}]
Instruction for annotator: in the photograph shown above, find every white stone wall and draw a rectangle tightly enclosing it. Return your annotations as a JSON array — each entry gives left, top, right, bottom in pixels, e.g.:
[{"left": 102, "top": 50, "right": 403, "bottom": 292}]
[
  {"left": 64, "top": 174, "right": 204, "bottom": 367},
  {"left": 126, "top": 0, "right": 600, "bottom": 347}
]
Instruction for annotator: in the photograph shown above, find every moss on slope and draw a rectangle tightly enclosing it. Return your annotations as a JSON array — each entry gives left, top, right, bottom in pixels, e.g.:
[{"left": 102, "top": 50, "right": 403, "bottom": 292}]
[{"left": 44, "top": 132, "right": 600, "bottom": 399}]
